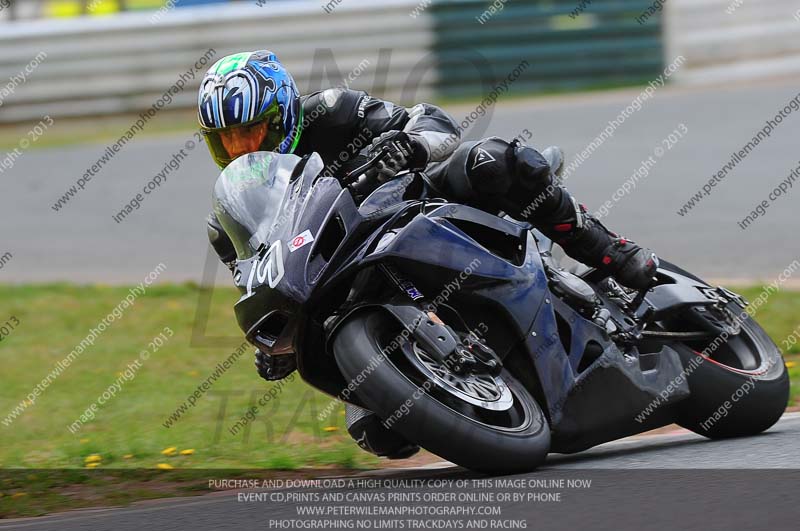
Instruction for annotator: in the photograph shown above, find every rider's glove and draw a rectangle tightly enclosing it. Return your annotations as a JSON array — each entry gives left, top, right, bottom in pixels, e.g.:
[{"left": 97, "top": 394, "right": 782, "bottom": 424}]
[
  {"left": 367, "top": 131, "right": 430, "bottom": 182},
  {"left": 255, "top": 349, "right": 297, "bottom": 381}
]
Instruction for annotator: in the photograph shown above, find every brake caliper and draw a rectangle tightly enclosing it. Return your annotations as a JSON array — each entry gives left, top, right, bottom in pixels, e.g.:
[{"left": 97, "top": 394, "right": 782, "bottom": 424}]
[{"left": 380, "top": 264, "right": 503, "bottom": 377}]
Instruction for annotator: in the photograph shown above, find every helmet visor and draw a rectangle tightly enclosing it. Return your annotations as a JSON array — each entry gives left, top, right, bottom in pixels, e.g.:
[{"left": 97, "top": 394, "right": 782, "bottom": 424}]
[{"left": 202, "top": 104, "right": 287, "bottom": 168}]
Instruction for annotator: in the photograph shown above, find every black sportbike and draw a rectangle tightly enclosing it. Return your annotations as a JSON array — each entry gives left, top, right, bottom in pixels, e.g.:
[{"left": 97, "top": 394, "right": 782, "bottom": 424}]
[{"left": 212, "top": 148, "right": 789, "bottom": 473}]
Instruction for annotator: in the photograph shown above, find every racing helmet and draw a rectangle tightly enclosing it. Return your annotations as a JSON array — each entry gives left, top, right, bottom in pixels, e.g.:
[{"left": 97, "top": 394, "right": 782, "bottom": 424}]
[{"left": 198, "top": 50, "right": 302, "bottom": 168}]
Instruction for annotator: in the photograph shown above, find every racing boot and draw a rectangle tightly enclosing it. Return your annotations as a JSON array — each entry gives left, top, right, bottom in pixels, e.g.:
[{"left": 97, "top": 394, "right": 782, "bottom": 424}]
[
  {"left": 542, "top": 196, "right": 659, "bottom": 290},
  {"left": 515, "top": 145, "right": 659, "bottom": 290},
  {"left": 345, "top": 404, "right": 420, "bottom": 459}
]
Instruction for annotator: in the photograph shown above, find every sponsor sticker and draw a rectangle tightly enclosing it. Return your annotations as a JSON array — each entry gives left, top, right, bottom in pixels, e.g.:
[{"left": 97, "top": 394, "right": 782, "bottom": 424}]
[{"left": 289, "top": 230, "right": 315, "bottom": 252}]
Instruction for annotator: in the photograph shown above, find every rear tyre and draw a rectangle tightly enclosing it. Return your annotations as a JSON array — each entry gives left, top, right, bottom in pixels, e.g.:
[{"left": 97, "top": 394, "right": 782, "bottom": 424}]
[
  {"left": 672, "top": 331, "right": 788, "bottom": 439},
  {"left": 333, "top": 310, "right": 550, "bottom": 473},
  {"left": 660, "top": 261, "right": 789, "bottom": 438}
]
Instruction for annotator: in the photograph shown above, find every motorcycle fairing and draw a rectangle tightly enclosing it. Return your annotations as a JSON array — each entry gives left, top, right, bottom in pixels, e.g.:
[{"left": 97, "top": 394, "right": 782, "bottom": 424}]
[
  {"left": 216, "top": 158, "right": 703, "bottom": 452},
  {"left": 532, "top": 295, "right": 690, "bottom": 452},
  {"left": 352, "top": 200, "right": 693, "bottom": 451},
  {"left": 213, "top": 151, "right": 301, "bottom": 260},
  {"left": 215, "top": 152, "right": 356, "bottom": 344}
]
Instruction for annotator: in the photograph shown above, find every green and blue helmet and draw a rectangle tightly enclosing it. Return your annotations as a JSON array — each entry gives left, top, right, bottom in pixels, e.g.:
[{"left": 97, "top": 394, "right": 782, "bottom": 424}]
[{"left": 198, "top": 51, "right": 302, "bottom": 168}]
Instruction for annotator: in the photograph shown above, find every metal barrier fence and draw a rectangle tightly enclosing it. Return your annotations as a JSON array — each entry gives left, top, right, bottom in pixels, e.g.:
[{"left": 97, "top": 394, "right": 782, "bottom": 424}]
[
  {"left": 665, "top": 0, "right": 800, "bottom": 85},
  {"left": 0, "top": 0, "right": 244, "bottom": 21},
  {"left": 0, "top": 0, "right": 670, "bottom": 124},
  {"left": 0, "top": 0, "right": 435, "bottom": 123},
  {"left": 431, "top": 0, "right": 665, "bottom": 98}
]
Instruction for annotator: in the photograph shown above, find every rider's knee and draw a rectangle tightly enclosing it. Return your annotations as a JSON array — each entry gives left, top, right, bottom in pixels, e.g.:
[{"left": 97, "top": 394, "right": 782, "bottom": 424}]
[
  {"left": 513, "top": 143, "right": 553, "bottom": 192},
  {"left": 443, "top": 137, "right": 554, "bottom": 214},
  {"left": 444, "top": 138, "right": 511, "bottom": 202}
]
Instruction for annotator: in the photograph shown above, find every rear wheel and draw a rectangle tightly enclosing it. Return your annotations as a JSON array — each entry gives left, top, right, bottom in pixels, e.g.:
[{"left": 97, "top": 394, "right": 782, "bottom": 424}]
[
  {"left": 659, "top": 261, "right": 789, "bottom": 438},
  {"left": 333, "top": 310, "right": 550, "bottom": 473}
]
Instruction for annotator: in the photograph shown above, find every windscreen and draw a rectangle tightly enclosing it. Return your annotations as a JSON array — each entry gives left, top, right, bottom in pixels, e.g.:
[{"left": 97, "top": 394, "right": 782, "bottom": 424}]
[{"left": 212, "top": 152, "right": 300, "bottom": 260}]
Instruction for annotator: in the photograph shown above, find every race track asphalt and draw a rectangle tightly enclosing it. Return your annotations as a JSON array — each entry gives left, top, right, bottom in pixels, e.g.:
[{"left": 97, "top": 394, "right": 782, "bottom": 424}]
[
  {"left": 3, "top": 413, "right": 798, "bottom": 531},
  {"left": 1, "top": 78, "right": 799, "bottom": 285}
]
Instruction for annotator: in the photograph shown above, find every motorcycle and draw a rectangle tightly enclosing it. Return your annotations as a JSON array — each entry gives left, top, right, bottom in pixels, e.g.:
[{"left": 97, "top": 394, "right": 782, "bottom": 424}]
[{"left": 213, "top": 146, "right": 789, "bottom": 473}]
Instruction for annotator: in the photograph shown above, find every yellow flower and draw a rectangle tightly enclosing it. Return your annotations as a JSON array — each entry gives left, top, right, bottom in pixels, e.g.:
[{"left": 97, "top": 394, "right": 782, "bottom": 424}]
[
  {"left": 11, "top": 493, "right": 27, "bottom": 499},
  {"left": 161, "top": 447, "right": 177, "bottom": 456},
  {"left": 179, "top": 449, "right": 195, "bottom": 456},
  {"left": 80, "top": 438, "right": 90, "bottom": 444},
  {"left": 123, "top": 454, "right": 134, "bottom": 459},
  {"left": 323, "top": 426, "right": 339, "bottom": 432},
  {"left": 85, "top": 462, "right": 100, "bottom": 469},
  {"left": 188, "top": 370, "right": 199, "bottom": 377},
  {"left": 84, "top": 454, "right": 102, "bottom": 464},
  {"left": 786, "top": 361, "right": 796, "bottom": 368},
  {"left": 156, "top": 463, "right": 173, "bottom": 470}
]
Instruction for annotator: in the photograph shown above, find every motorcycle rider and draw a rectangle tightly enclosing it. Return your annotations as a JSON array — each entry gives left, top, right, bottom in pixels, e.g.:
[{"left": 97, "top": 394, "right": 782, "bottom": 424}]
[{"left": 199, "top": 51, "right": 658, "bottom": 459}]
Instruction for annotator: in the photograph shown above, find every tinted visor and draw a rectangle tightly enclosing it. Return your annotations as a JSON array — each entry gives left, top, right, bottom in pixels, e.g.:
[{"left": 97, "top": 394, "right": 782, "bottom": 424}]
[{"left": 202, "top": 104, "right": 286, "bottom": 168}]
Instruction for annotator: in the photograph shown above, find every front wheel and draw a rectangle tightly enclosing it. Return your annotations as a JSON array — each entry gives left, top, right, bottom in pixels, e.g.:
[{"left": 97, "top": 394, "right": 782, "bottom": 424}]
[{"left": 332, "top": 310, "right": 550, "bottom": 474}]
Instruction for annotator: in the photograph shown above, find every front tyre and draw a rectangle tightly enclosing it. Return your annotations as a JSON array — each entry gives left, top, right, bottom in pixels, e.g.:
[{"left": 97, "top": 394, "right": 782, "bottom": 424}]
[{"left": 333, "top": 310, "right": 550, "bottom": 474}]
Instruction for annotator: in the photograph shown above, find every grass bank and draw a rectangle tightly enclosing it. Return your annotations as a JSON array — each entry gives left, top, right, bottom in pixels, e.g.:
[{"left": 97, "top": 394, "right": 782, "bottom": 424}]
[{"left": 0, "top": 283, "right": 797, "bottom": 517}]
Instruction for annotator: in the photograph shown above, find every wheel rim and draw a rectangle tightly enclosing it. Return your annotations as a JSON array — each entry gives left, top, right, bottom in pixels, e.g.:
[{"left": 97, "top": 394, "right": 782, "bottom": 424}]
[
  {"left": 411, "top": 342, "right": 514, "bottom": 411},
  {"left": 672, "top": 305, "right": 771, "bottom": 375},
  {"left": 378, "top": 331, "right": 538, "bottom": 433}
]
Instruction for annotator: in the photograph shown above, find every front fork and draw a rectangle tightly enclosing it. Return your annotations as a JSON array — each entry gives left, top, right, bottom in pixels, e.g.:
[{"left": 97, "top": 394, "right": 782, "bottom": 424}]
[{"left": 378, "top": 263, "right": 502, "bottom": 376}]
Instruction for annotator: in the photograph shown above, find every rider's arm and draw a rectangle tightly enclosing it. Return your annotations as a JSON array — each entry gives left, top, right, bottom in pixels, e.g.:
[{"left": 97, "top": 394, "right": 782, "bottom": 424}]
[
  {"left": 398, "top": 102, "right": 461, "bottom": 163},
  {"left": 310, "top": 88, "right": 461, "bottom": 164},
  {"left": 359, "top": 94, "right": 462, "bottom": 164}
]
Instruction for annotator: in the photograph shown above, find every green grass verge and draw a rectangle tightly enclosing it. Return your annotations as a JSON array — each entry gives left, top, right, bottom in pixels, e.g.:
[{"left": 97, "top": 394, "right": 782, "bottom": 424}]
[
  {"left": 737, "top": 286, "right": 800, "bottom": 404},
  {"left": 0, "top": 283, "right": 797, "bottom": 517},
  {"left": 0, "top": 284, "right": 372, "bottom": 471},
  {"left": 0, "top": 109, "right": 200, "bottom": 151},
  {"left": 0, "top": 284, "right": 797, "bottom": 470},
  {"left": 0, "top": 469, "right": 361, "bottom": 519}
]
